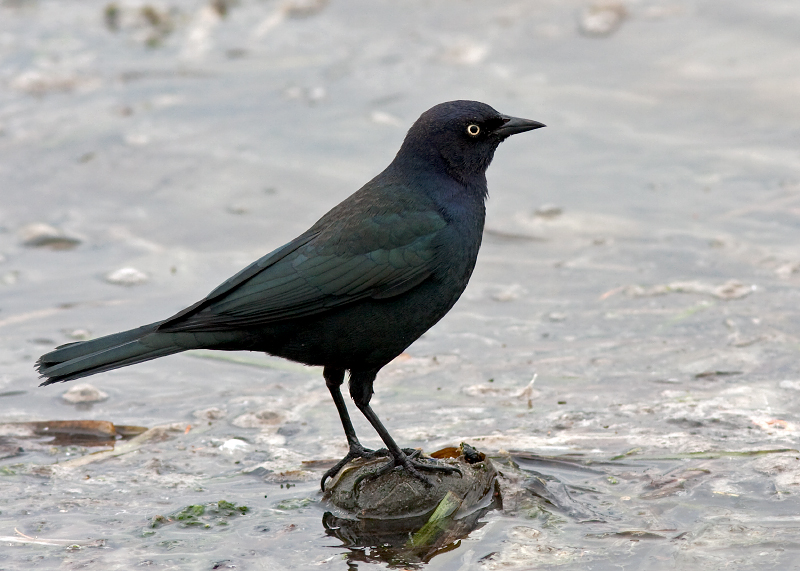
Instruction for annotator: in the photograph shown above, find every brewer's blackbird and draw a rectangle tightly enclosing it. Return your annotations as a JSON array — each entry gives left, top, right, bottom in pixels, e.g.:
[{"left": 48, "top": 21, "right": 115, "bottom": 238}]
[{"left": 36, "top": 100, "right": 544, "bottom": 489}]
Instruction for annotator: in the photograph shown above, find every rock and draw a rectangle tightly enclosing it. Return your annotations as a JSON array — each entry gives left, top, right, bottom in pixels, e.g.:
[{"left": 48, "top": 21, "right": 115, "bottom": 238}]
[
  {"left": 325, "top": 443, "right": 498, "bottom": 523},
  {"left": 323, "top": 444, "right": 500, "bottom": 558},
  {"left": 62, "top": 383, "right": 109, "bottom": 404}
]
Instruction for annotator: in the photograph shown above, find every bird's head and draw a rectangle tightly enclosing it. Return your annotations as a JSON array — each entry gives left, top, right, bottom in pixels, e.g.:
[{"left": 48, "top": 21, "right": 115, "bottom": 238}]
[{"left": 394, "top": 100, "right": 545, "bottom": 184}]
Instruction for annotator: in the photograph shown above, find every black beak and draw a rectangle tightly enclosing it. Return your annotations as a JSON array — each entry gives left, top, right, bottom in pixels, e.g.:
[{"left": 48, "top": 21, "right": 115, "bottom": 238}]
[{"left": 494, "top": 115, "right": 546, "bottom": 137}]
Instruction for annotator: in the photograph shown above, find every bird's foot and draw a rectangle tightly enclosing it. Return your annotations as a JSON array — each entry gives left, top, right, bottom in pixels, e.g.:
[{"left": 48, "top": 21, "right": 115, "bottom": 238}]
[
  {"left": 353, "top": 450, "right": 462, "bottom": 490},
  {"left": 402, "top": 447, "right": 422, "bottom": 459},
  {"left": 320, "top": 445, "right": 390, "bottom": 491}
]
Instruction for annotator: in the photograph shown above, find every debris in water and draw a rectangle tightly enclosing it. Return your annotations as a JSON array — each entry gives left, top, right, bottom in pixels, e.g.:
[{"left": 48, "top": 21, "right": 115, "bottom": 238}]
[
  {"left": 533, "top": 204, "right": 563, "bottom": 219},
  {"left": 150, "top": 500, "right": 249, "bottom": 530},
  {"left": 232, "top": 409, "right": 284, "bottom": 428},
  {"left": 624, "top": 280, "right": 755, "bottom": 300},
  {"left": 219, "top": 438, "right": 250, "bottom": 454},
  {"left": 0, "top": 419, "right": 146, "bottom": 447},
  {"left": 104, "top": 3, "right": 121, "bottom": 30},
  {"left": 62, "top": 383, "right": 109, "bottom": 404},
  {"left": 776, "top": 261, "right": 800, "bottom": 278},
  {"left": 105, "top": 267, "right": 148, "bottom": 286},
  {"left": 407, "top": 490, "right": 462, "bottom": 548},
  {"left": 0, "top": 529, "right": 106, "bottom": 548},
  {"left": 19, "top": 223, "right": 81, "bottom": 250},
  {"left": 492, "top": 283, "right": 525, "bottom": 302},
  {"left": 64, "top": 328, "right": 92, "bottom": 340},
  {"left": 579, "top": 2, "right": 627, "bottom": 37},
  {"left": 210, "top": 0, "right": 237, "bottom": 18},
  {"left": 58, "top": 424, "right": 186, "bottom": 466},
  {"left": 694, "top": 370, "right": 743, "bottom": 379},
  {"left": 779, "top": 380, "right": 800, "bottom": 391},
  {"left": 587, "top": 530, "right": 666, "bottom": 539},
  {"left": 284, "top": 0, "right": 328, "bottom": 19},
  {"left": 194, "top": 406, "right": 227, "bottom": 420}
]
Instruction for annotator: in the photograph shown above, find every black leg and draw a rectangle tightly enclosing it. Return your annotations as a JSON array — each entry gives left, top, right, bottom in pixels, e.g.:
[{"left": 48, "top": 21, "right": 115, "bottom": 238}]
[
  {"left": 320, "top": 366, "right": 388, "bottom": 490},
  {"left": 325, "top": 366, "right": 360, "bottom": 450},
  {"left": 349, "top": 370, "right": 461, "bottom": 486}
]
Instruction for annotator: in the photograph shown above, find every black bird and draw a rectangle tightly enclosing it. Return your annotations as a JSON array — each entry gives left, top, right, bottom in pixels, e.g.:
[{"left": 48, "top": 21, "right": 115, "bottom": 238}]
[{"left": 36, "top": 100, "right": 544, "bottom": 489}]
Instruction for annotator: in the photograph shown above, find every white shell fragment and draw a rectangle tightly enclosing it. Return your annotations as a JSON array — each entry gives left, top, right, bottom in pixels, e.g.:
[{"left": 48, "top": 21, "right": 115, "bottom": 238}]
[
  {"left": 579, "top": 2, "right": 627, "bottom": 37},
  {"left": 492, "top": 283, "right": 525, "bottom": 302},
  {"left": 62, "top": 383, "right": 109, "bottom": 404},
  {"left": 105, "top": 267, "right": 149, "bottom": 286},
  {"left": 65, "top": 329, "right": 91, "bottom": 340},
  {"left": 219, "top": 438, "right": 250, "bottom": 454},
  {"left": 19, "top": 223, "right": 81, "bottom": 250}
]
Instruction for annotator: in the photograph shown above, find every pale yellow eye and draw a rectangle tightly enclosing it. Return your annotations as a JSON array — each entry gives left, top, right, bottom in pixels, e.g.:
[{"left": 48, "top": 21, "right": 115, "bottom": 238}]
[{"left": 466, "top": 124, "right": 480, "bottom": 136}]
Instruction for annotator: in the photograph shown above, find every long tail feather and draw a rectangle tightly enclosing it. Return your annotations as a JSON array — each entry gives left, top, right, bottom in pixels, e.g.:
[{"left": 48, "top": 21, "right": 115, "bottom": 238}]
[{"left": 36, "top": 322, "right": 184, "bottom": 385}]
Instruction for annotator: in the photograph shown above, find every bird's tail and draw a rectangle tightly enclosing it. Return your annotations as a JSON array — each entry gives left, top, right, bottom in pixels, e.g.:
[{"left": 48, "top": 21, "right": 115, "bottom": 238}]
[{"left": 36, "top": 322, "right": 184, "bottom": 386}]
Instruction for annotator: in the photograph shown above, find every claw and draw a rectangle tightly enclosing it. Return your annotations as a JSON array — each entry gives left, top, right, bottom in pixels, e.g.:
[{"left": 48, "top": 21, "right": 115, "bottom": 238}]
[
  {"left": 320, "top": 446, "right": 390, "bottom": 491},
  {"left": 351, "top": 451, "right": 462, "bottom": 491},
  {"left": 402, "top": 447, "right": 422, "bottom": 459}
]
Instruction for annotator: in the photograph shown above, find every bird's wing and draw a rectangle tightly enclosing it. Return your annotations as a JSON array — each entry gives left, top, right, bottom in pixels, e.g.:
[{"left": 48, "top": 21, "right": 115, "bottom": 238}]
[
  {"left": 158, "top": 206, "right": 447, "bottom": 332},
  {"left": 157, "top": 231, "right": 319, "bottom": 330}
]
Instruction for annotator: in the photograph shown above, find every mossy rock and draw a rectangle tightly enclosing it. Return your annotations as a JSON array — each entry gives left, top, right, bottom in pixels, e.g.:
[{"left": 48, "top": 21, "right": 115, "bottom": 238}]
[{"left": 324, "top": 444, "right": 499, "bottom": 535}]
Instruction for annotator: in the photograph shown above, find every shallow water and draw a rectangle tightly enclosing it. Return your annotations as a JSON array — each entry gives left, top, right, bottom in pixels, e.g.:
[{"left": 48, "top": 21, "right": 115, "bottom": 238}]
[{"left": 2, "top": 0, "right": 800, "bottom": 569}]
